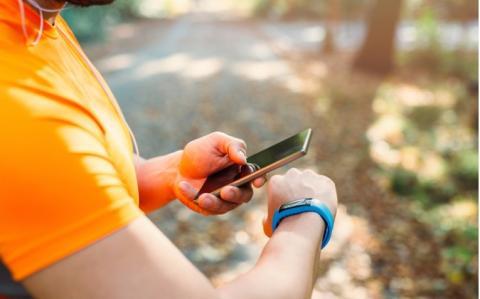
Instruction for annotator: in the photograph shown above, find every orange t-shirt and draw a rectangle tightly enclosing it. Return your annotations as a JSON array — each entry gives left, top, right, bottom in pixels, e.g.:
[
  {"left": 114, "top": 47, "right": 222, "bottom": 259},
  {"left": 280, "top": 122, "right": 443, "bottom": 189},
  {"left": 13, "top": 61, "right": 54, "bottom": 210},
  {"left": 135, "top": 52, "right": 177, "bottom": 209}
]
[{"left": 0, "top": 0, "right": 144, "bottom": 280}]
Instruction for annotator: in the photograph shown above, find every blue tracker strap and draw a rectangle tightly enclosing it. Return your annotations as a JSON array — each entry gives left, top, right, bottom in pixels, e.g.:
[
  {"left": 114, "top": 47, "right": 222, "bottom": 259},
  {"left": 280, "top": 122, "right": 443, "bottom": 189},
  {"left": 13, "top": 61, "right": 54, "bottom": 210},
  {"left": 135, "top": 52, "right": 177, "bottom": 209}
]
[{"left": 272, "top": 200, "right": 334, "bottom": 249}]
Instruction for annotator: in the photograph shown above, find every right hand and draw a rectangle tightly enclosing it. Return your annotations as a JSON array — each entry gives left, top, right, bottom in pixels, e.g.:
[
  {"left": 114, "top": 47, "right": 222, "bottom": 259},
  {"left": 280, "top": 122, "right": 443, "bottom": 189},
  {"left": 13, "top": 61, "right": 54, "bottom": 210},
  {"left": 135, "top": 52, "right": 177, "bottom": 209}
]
[
  {"left": 174, "top": 132, "right": 266, "bottom": 215},
  {"left": 263, "top": 168, "right": 338, "bottom": 237}
]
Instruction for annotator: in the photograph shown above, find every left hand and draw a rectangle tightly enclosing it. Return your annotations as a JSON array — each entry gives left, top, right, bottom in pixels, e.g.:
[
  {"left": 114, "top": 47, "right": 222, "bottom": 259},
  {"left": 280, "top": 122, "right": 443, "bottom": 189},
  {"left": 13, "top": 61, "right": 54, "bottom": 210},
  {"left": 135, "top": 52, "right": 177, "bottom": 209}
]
[{"left": 174, "top": 132, "right": 266, "bottom": 215}]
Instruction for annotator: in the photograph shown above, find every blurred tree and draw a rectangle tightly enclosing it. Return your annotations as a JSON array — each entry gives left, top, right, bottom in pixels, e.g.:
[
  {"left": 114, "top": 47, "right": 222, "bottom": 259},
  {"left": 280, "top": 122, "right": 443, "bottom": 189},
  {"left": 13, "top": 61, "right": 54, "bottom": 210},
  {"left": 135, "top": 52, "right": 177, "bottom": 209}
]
[
  {"left": 339, "top": 0, "right": 370, "bottom": 20},
  {"left": 353, "top": 0, "right": 403, "bottom": 75},
  {"left": 406, "top": 0, "right": 478, "bottom": 21},
  {"left": 468, "top": 81, "right": 478, "bottom": 132},
  {"left": 322, "top": 0, "right": 339, "bottom": 53}
]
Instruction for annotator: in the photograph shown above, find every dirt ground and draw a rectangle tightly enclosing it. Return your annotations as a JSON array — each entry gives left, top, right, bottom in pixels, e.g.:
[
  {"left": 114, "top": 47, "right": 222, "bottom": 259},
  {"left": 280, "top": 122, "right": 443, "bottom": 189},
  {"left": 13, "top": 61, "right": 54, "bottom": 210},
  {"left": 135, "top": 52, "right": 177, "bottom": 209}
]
[{"left": 85, "top": 10, "right": 472, "bottom": 299}]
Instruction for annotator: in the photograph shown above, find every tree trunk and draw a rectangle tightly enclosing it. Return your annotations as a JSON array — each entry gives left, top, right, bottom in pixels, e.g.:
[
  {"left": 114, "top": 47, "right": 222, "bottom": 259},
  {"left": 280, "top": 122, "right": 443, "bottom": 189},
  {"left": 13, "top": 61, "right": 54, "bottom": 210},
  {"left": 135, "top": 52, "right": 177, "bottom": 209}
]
[
  {"left": 322, "top": 0, "right": 340, "bottom": 54},
  {"left": 353, "top": 0, "right": 403, "bottom": 75}
]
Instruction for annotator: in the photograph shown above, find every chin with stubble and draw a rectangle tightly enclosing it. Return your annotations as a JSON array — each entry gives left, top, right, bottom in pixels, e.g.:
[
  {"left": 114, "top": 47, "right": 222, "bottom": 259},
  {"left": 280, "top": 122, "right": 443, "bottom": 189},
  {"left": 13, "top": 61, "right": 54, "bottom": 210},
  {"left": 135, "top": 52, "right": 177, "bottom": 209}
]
[{"left": 64, "top": 0, "right": 115, "bottom": 6}]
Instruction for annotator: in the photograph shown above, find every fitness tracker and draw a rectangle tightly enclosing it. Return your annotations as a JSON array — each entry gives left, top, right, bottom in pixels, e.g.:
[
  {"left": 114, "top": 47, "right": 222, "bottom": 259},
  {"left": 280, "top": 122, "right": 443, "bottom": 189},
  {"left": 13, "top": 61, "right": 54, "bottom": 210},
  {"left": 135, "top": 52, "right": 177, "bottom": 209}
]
[{"left": 272, "top": 198, "right": 334, "bottom": 249}]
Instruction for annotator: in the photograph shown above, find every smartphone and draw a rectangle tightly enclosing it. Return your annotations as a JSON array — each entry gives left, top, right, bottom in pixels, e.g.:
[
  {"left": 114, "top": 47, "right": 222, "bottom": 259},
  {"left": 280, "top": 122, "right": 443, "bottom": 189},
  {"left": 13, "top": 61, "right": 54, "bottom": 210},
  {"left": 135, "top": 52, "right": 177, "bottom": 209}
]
[{"left": 196, "top": 128, "right": 312, "bottom": 199}]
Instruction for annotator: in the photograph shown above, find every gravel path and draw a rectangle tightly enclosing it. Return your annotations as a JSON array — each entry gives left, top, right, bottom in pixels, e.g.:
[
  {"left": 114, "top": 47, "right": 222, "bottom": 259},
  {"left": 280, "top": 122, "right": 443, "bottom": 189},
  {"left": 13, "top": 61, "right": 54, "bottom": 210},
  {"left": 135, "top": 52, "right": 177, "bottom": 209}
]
[{"left": 93, "top": 14, "right": 314, "bottom": 156}]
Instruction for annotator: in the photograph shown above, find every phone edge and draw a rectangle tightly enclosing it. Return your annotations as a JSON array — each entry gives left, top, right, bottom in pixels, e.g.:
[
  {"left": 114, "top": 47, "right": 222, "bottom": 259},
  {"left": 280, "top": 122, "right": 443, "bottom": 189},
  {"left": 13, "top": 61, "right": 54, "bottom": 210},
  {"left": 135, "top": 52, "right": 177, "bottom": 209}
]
[
  {"left": 207, "top": 152, "right": 306, "bottom": 197},
  {"left": 206, "top": 128, "right": 313, "bottom": 198}
]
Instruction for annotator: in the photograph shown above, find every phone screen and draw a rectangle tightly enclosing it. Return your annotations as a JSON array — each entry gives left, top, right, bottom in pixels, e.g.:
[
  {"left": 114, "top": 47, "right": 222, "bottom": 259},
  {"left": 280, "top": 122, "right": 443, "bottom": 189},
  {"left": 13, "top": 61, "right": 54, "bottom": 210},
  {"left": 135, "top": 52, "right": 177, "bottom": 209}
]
[{"left": 197, "top": 128, "right": 312, "bottom": 198}]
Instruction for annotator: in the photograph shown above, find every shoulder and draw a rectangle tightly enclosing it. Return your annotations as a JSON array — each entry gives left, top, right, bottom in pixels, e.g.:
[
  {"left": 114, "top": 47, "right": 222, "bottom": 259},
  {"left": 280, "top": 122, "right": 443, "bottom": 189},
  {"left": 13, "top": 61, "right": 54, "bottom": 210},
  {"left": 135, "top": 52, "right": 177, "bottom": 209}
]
[{"left": 0, "top": 83, "right": 142, "bottom": 282}]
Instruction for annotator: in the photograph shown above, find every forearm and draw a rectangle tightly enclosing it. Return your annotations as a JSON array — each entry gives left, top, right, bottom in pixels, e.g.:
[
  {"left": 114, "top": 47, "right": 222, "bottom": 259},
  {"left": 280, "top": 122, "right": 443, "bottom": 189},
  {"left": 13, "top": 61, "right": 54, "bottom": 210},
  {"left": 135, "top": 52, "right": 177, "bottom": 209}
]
[
  {"left": 23, "top": 212, "right": 325, "bottom": 299},
  {"left": 218, "top": 213, "right": 324, "bottom": 299},
  {"left": 135, "top": 151, "right": 183, "bottom": 212}
]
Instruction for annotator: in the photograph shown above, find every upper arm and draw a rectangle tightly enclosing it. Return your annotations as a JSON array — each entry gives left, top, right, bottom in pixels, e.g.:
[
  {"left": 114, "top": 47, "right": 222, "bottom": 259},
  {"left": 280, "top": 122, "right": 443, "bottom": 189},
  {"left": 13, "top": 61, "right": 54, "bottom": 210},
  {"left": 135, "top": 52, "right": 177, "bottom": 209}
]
[
  {"left": 0, "top": 86, "right": 142, "bottom": 281},
  {"left": 23, "top": 217, "right": 219, "bottom": 299}
]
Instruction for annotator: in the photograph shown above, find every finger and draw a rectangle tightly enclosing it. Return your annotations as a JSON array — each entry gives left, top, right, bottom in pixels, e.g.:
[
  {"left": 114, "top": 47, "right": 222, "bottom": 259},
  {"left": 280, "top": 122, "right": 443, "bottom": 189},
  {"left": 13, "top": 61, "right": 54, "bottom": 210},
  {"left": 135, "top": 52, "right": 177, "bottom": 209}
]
[
  {"left": 220, "top": 185, "right": 253, "bottom": 204},
  {"left": 224, "top": 139, "right": 247, "bottom": 165},
  {"left": 176, "top": 180, "right": 198, "bottom": 201},
  {"left": 197, "top": 193, "right": 239, "bottom": 214},
  {"left": 252, "top": 176, "right": 267, "bottom": 188}
]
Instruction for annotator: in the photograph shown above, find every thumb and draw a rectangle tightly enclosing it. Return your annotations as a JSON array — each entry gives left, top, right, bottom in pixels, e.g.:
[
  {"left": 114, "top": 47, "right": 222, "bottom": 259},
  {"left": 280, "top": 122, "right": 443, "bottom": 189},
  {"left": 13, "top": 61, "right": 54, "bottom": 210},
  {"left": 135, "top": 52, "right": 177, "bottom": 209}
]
[
  {"left": 174, "top": 180, "right": 211, "bottom": 216},
  {"left": 225, "top": 140, "right": 247, "bottom": 165},
  {"left": 176, "top": 180, "right": 198, "bottom": 201}
]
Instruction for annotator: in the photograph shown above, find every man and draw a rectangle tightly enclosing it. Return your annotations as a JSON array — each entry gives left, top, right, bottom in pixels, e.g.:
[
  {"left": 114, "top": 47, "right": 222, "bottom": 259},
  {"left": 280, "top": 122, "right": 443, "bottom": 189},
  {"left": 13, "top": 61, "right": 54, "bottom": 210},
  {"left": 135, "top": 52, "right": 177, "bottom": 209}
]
[{"left": 0, "top": 0, "right": 338, "bottom": 298}]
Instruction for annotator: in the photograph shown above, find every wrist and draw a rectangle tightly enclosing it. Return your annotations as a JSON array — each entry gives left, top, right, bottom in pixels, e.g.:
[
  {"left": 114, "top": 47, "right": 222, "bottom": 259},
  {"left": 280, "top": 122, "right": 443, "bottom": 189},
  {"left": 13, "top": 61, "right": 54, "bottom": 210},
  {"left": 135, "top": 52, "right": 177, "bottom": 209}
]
[
  {"left": 137, "top": 150, "right": 183, "bottom": 212},
  {"left": 270, "top": 213, "right": 326, "bottom": 254},
  {"left": 271, "top": 199, "right": 334, "bottom": 249},
  {"left": 277, "top": 212, "right": 326, "bottom": 240},
  {"left": 164, "top": 150, "right": 184, "bottom": 193}
]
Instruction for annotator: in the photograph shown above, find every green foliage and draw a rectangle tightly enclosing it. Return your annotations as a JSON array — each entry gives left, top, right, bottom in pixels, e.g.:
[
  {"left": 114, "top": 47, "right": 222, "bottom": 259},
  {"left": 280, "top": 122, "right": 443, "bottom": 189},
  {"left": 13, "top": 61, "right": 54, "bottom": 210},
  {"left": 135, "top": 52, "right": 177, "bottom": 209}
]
[
  {"left": 450, "top": 149, "right": 478, "bottom": 190},
  {"left": 399, "top": 6, "right": 478, "bottom": 82},
  {"left": 371, "top": 71, "right": 477, "bottom": 290},
  {"left": 440, "top": 51, "right": 478, "bottom": 83},
  {"left": 252, "top": 0, "right": 326, "bottom": 18},
  {"left": 405, "top": 0, "right": 478, "bottom": 21},
  {"left": 61, "top": 0, "right": 138, "bottom": 42},
  {"left": 62, "top": 6, "right": 110, "bottom": 42},
  {"left": 442, "top": 242, "right": 477, "bottom": 285},
  {"left": 252, "top": 0, "right": 277, "bottom": 17},
  {"left": 391, "top": 168, "right": 418, "bottom": 196},
  {"left": 61, "top": 0, "right": 175, "bottom": 42},
  {"left": 249, "top": 0, "right": 370, "bottom": 19},
  {"left": 393, "top": 85, "right": 474, "bottom": 206},
  {"left": 412, "top": 198, "right": 478, "bottom": 285},
  {"left": 390, "top": 168, "right": 459, "bottom": 205},
  {"left": 417, "top": 7, "right": 440, "bottom": 47},
  {"left": 400, "top": 49, "right": 478, "bottom": 82},
  {"left": 419, "top": 179, "right": 457, "bottom": 204},
  {"left": 408, "top": 105, "right": 443, "bottom": 130}
]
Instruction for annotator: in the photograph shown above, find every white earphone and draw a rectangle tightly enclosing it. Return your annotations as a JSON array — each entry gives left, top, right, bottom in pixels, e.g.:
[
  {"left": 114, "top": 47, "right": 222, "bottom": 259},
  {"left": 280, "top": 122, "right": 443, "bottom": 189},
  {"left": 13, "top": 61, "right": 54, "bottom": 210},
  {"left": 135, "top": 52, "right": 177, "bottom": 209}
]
[{"left": 17, "top": 0, "right": 65, "bottom": 46}]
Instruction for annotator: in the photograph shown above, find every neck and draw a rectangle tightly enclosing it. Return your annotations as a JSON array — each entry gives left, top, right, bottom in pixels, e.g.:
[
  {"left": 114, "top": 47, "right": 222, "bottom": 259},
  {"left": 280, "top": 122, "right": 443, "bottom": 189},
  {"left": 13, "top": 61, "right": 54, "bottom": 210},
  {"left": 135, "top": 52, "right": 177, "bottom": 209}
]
[{"left": 24, "top": 0, "right": 66, "bottom": 22}]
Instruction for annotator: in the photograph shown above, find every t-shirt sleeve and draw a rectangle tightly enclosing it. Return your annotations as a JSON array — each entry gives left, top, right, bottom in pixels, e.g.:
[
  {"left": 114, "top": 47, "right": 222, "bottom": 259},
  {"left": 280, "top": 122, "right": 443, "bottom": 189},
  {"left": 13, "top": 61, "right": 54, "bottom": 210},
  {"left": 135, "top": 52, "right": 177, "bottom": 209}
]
[{"left": 0, "top": 87, "right": 143, "bottom": 281}]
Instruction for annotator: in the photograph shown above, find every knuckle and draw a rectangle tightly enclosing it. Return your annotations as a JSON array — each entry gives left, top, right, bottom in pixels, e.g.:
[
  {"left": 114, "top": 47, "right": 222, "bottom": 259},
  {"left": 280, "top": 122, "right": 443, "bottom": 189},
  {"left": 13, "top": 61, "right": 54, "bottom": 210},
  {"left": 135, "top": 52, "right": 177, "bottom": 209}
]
[
  {"left": 210, "top": 131, "right": 225, "bottom": 139},
  {"left": 184, "top": 141, "right": 195, "bottom": 152},
  {"left": 319, "top": 175, "right": 336, "bottom": 188},
  {"left": 227, "top": 137, "right": 246, "bottom": 150},
  {"left": 236, "top": 138, "right": 247, "bottom": 149},
  {"left": 269, "top": 174, "right": 283, "bottom": 184},
  {"left": 286, "top": 168, "right": 300, "bottom": 175},
  {"left": 230, "top": 141, "right": 246, "bottom": 152},
  {"left": 184, "top": 141, "right": 192, "bottom": 149}
]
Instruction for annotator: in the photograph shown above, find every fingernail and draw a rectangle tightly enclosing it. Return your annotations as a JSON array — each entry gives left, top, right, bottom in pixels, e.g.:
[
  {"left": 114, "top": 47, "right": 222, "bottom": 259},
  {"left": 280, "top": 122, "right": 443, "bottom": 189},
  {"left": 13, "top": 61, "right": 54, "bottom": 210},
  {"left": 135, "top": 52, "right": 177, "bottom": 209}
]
[
  {"left": 178, "top": 181, "right": 191, "bottom": 193},
  {"left": 238, "top": 149, "right": 247, "bottom": 161}
]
